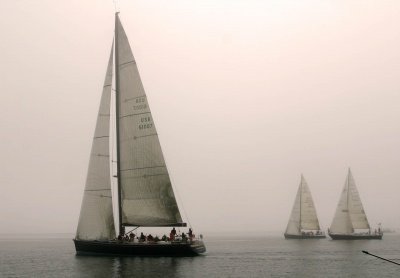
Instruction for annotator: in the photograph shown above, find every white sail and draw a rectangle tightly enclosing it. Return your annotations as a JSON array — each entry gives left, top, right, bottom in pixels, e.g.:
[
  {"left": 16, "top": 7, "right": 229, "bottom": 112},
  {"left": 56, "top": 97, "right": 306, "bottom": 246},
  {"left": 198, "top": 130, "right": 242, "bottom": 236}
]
[
  {"left": 285, "top": 183, "right": 301, "bottom": 235},
  {"left": 300, "top": 176, "right": 321, "bottom": 230},
  {"left": 329, "top": 181, "right": 353, "bottom": 234},
  {"left": 347, "top": 170, "right": 370, "bottom": 229},
  {"left": 330, "top": 169, "right": 370, "bottom": 234},
  {"left": 115, "top": 14, "right": 183, "bottom": 227},
  {"left": 286, "top": 175, "right": 321, "bottom": 235},
  {"left": 76, "top": 45, "right": 115, "bottom": 240}
]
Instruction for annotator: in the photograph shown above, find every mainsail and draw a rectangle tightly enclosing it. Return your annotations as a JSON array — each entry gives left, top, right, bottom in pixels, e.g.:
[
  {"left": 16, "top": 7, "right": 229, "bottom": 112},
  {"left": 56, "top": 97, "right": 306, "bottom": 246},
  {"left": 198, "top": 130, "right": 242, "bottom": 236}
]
[
  {"left": 76, "top": 45, "right": 115, "bottom": 240},
  {"left": 115, "top": 14, "right": 183, "bottom": 228},
  {"left": 285, "top": 175, "right": 321, "bottom": 235},
  {"left": 330, "top": 169, "right": 370, "bottom": 234}
]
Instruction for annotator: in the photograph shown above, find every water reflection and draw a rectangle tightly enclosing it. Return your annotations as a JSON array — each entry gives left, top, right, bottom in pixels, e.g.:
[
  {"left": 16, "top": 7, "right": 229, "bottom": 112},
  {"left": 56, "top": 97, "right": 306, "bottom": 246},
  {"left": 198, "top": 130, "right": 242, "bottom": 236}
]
[
  {"left": 283, "top": 238, "right": 379, "bottom": 277},
  {"left": 75, "top": 255, "right": 188, "bottom": 277},
  {"left": 113, "top": 257, "right": 182, "bottom": 277}
]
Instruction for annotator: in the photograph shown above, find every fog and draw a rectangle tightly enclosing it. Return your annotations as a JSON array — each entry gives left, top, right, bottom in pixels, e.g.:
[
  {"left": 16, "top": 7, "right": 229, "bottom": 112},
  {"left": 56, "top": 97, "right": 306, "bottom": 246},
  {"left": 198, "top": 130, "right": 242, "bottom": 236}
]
[{"left": 1, "top": 0, "right": 399, "bottom": 235}]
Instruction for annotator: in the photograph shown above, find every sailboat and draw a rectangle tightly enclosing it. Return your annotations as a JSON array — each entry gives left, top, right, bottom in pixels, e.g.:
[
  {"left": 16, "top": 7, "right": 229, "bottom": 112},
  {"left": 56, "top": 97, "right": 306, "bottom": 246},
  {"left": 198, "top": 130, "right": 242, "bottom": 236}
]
[
  {"left": 284, "top": 175, "right": 326, "bottom": 239},
  {"left": 328, "top": 169, "right": 382, "bottom": 240},
  {"left": 73, "top": 12, "right": 206, "bottom": 256}
]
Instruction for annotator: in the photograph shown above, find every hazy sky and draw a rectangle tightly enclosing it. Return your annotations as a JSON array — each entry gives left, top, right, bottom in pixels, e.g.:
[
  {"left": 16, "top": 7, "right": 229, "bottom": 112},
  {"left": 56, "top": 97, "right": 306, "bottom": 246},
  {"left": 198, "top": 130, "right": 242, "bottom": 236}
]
[{"left": 1, "top": 0, "right": 400, "bottom": 235}]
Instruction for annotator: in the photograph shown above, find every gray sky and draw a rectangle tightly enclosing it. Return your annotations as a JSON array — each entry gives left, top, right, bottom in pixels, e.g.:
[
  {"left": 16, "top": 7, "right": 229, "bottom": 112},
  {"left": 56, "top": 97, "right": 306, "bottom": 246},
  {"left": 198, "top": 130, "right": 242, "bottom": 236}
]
[{"left": 1, "top": 0, "right": 399, "bottom": 235}]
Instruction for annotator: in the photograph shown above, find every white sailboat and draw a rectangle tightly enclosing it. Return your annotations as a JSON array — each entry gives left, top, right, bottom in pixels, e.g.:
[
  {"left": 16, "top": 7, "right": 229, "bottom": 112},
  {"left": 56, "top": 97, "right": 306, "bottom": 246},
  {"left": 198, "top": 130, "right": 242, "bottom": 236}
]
[
  {"left": 73, "top": 12, "right": 206, "bottom": 256},
  {"left": 328, "top": 169, "right": 382, "bottom": 240},
  {"left": 284, "top": 175, "right": 326, "bottom": 239}
]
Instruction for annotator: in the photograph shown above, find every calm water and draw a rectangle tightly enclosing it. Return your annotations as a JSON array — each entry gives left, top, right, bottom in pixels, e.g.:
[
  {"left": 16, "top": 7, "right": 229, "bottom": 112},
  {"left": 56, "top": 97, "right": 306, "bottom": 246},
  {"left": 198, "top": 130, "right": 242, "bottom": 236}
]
[{"left": 0, "top": 234, "right": 399, "bottom": 277}]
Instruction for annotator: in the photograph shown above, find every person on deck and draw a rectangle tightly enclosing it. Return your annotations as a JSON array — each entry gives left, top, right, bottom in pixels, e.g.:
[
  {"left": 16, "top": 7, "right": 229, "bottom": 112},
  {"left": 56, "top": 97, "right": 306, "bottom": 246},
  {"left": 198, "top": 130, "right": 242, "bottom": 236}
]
[
  {"left": 170, "top": 227, "right": 177, "bottom": 241},
  {"left": 181, "top": 232, "right": 187, "bottom": 242},
  {"left": 140, "top": 232, "right": 146, "bottom": 242},
  {"left": 188, "top": 228, "right": 193, "bottom": 239},
  {"left": 129, "top": 233, "right": 135, "bottom": 242}
]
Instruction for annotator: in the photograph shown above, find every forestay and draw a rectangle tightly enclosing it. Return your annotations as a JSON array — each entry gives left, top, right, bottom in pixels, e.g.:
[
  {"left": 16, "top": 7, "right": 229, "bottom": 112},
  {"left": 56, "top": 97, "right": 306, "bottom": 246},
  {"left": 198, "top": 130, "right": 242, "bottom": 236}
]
[
  {"left": 76, "top": 45, "right": 115, "bottom": 240},
  {"left": 115, "top": 14, "right": 183, "bottom": 227}
]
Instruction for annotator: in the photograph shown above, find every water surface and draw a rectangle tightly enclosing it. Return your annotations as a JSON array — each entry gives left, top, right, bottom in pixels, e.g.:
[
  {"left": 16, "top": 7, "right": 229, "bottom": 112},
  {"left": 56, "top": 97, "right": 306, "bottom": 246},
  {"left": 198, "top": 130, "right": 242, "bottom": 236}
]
[{"left": 1, "top": 234, "right": 399, "bottom": 277}]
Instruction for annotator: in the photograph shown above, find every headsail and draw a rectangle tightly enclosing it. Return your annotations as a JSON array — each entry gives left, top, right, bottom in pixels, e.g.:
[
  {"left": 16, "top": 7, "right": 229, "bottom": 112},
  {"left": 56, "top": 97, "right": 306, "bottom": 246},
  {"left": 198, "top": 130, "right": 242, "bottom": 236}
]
[
  {"left": 286, "top": 175, "right": 321, "bottom": 235},
  {"left": 285, "top": 181, "right": 301, "bottom": 235},
  {"left": 115, "top": 14, "right": 183, "bottom": 227},
  {"left": 299, "top": 175, "right": 321, "bottom": 230},
  {"left": 76, "top": 44, "right": 115, "bottom": 240},
  {"left": 330, "top": 169, "right": 370, "bottom": 234},
  {"left": 347, "top": 170, "right": 370, "bottom": 229}
]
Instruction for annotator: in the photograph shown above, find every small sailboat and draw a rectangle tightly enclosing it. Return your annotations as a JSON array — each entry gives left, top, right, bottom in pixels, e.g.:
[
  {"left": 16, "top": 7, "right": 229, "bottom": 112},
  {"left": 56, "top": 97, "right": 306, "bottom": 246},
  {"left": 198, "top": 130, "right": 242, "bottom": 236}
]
[
  {"left": 328, "top": 169, "right": 382, "bottom": 240},
  {"left": 73, "top": 12, "right": 206, "bottom": 256},
  {"left": 284, "top": 175, "right": 326, "bottom": 239}
]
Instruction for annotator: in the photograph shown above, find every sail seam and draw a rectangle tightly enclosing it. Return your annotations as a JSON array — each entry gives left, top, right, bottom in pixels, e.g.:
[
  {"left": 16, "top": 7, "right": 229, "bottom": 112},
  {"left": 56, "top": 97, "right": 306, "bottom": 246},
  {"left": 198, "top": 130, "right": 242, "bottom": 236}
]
[
  {"left": 125, "top": 95, "right": 147, "bottom": 101},
  {"left": 141, "top": 173, "right": 168, "bottom": 178},
  {"left": 120, "top": 111, "right": 151, "bottom": 118},
  {"left": 86, "top": 193, "right": 112, "bottom": 198},
  {"left": 125, "top": 196, "right": 171, "bottom": 200},
  {"left": 133, "top": 134, "right": 157, "bottom": 140},
  {"left": 119, "top": 60, "right": 135, "bottom": 67},
  {"left": 120, "top": 165, "right": 166, "bottom": 171}
]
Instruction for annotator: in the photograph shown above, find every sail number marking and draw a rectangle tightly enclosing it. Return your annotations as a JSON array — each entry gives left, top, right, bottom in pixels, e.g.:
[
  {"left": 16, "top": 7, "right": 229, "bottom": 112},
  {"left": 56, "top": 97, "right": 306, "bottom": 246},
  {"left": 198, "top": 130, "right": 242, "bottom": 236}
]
[
  {"left": 133, "top": 97, "right": 147, "bottom": 111},
  {"left": 139, "top": 116, "right": 153, "bottom": 130}
]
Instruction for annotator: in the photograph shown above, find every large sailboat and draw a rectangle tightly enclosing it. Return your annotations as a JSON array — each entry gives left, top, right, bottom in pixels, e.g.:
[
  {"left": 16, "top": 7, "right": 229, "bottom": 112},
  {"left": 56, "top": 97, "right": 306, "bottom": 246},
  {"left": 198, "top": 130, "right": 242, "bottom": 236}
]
[
  {"left": 73, "top": 13, "right": 206, "bottom": 256},
  {"left": 328, "top": 169, "right": 382, "bottom": 240},
  {"left": 284, "top": 175, "right": 326, "bottom": 239}
]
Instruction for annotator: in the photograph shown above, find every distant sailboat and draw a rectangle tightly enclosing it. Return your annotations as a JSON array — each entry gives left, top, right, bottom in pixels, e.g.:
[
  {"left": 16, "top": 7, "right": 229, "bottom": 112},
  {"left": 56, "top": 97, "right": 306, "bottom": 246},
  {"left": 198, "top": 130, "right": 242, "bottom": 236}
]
[
  {"left": 328, "top": 169, "right": 382, "bottom": 240},
  {"left": 284, "top": 175, "right": 326, "bottom": 239},
  {"left": 73, "top": 12, "right": 206, "bottom": 256}
]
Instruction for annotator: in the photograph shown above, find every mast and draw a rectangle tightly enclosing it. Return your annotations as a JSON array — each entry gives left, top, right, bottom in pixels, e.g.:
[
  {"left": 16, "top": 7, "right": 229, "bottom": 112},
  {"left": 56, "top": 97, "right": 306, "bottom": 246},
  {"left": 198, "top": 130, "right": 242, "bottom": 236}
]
[
  {"left": 347, "top": 169, "right": 350, "bottom": 210},
  {"left": 114, "top": 12, "right": 124, "bottom": 236},
  {"left": 346, "top": 168, "right": 348, "bottom": 232},
  {"left": 299, "top": 175, "right": 302, "bottom": 233},
  {"left": 347, "top": 168, "right": 351, "bottom": 233}
]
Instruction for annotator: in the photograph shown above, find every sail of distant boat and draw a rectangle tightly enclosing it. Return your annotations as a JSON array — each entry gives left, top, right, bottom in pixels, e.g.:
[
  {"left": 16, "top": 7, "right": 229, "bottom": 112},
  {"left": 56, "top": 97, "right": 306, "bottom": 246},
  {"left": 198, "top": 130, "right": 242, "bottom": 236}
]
[
  {"left": 330, "top": 169, "right": 370, "bottom": 234},
  {"left": 285, "top": 175, "right": 325, "bottom": 238},
  {"left": 329, "top": 169, "right": 382, "bottom": 240}
]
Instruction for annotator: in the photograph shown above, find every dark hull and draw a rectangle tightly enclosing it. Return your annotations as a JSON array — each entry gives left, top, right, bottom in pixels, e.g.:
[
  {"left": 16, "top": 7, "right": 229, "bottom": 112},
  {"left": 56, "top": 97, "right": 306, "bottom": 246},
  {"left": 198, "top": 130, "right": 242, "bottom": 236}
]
[
  {"left": 284, "top": 233, "right": 326, "bottom": 239},
  {"left": 73, "top": 239, "right": 206, "bottom": 256},
  {"left": 328, "top": 233, "right": 383, "bottom": 240}
]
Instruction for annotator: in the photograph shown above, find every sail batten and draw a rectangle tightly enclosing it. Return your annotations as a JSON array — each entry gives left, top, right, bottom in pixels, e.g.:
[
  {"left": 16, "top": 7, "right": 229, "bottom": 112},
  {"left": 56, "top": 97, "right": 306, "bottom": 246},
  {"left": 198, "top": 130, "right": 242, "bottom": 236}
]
[
  {"left": 76, "top": 43, "right": 115, "bottom": 241},
  {"left": 330, "top": 169, "right": 370, "bottom": 234},
  {"left": 115, "top": 14, "right": 183, "bottom": 228}
]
